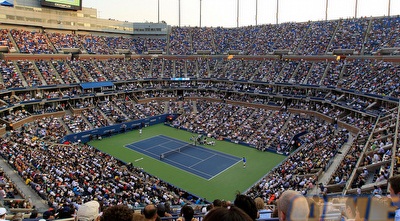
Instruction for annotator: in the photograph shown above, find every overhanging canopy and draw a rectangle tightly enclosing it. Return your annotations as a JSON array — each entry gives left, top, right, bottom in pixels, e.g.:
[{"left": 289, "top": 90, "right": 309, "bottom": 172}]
[
  {"left": 80, "top": 81, "right": 114, "bottom": 89},
  {"left": 0, "top": 1, "right": 13, "bottom": 6}
]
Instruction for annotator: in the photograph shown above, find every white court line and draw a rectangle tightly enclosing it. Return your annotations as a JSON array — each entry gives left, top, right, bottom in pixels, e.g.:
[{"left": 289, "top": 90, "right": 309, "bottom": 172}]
[
  {"left": 126, "top": 135, "right": 239, "bottom": 180},
  {"left": 190, "top": 154, "right": 215, "bottom": 167},
  {"left": 135, "top": 157, "right": 144, "bottom": 162},
  {"left": 162, "top": 157, "right": 214, "bottom": 178},
  {"left": 209, "top": 160, "right": 242, "bottom": 180}
]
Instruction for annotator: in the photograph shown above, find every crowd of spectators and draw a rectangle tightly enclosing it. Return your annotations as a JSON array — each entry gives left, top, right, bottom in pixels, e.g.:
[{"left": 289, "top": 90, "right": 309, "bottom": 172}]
[
  {"left": 81, "top": 108, "right": 110, "bottom": 128},
  {"left": 322, "top": 60, "right": 345, "bottom": 86},
  {"left": 0, "top": 29, "right": 12, "bottom": 49},
  {"left": 339, "top": 59, "right": 400, "bottom": 98},
  {"left": 0, "top": 60, "right": 23, "bottom": 89},
  {"left": 326, "top": 105, "right": 399, "bottom": 195},
  {"left": 305, "top": 61, "right": 328, "bottom": 85},
  {"left": 191, "top": 27, "right": 215, "bottom": 54},
  {"left": 296, "top": 20, "right": 338, "bottom": 55},
  {"left": 363, "top": 16, "right": 400, "bottom": 55},
  {"left": 169, "top": 27, "right": 192, "bottom": 55},
  {"left": 2, "top": 95, "right": 167, "bottom": 133},
  {"left": 0, "top": 97, "right": 359, "bottom": 220},
  {"left": 66, "top": 59, "right": 93, "bottom": 83},
  {"left": 162, "top": 59, "right": 175, "bottom": 78},
  {"left": 35, "top": 60, "right": 62, "bottom": 86},
  {"left": 246, "top": 123, "right": 349, "bottom": 201},
  {"left": 0, "top": 118, "right": 197, "bottom": 213},
  {"left": 171, "top": 100, "right": 350, "bottom": 155},
  {"left": 0, "top": 170, "right": 29, "bottom": 206},
  {"left": 0, "top": 84, "right": 395, "bottom": 220},
  {"left": 327, "top": 18, "right": 369, "bottom": 53},
  {"left": 46, "top": 32, "right": 80, "bottom": 53},
  {"left": 133, "top": 37, "right": 167, "bottom": 55},
  {"left": 250, "top": 110, "right": 289, "bottom": 151},
  {"left": 51, "top": 60, "right": 78, "bottom": 85},
  {"left": 0, "top": 16, "right": 398, "bottom": 57},
  {"left": 78, "top": 34, "right": 112, "bottom": 55},
  {"left": 95, "top": 58, "right": 139, "bottom": 81},
  {"left": 15, "top": 60, "right": 43, "bottom": 87},
  {"left": 10, "top": 29, "right": 54, "bottom": 54},
  {"left": 268, "top": 22, "right": 309, "bottom": 54},
  {"left": 289, "top": 60, "right": 313, "bottom": 84},
  {"left": 0, "top": 14, "right": 398, "bottom": 220},
  {"left": 131, "top": 99, "right": 164, "bottom": 115},
  {"left": 213, "top": 27, "right": 247, "bottom": 54},
  {"left": 0, "top": 55, "right": 398, "bottom": 99},
  {"left": 63, "top": 114, "right": 91, "bottom": 133},
  {"left": 96, "top": 99, "right": 126, "bottom": 124},
  {"left": 0, "top": 74, "right": 394, "bottom": 140},
  {"left": 80, "top": 59, "right": 107, "bottom": 82},
  {"left": 2, "top": 109, "right": 30, "bottom": 123}
]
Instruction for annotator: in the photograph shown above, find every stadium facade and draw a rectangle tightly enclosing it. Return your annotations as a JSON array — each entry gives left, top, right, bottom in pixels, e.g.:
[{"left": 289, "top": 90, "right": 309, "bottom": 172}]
[{"left": 0, "top": 0, "right": 168, "bottom": 36}]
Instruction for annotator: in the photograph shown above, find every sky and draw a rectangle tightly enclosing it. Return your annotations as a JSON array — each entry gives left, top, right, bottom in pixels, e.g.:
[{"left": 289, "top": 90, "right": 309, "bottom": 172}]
[{"left": 83, "top": 0, "right": 400, "bottom": 27}]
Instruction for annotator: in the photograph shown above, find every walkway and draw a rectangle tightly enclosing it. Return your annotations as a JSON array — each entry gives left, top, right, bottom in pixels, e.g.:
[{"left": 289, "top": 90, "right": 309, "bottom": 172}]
[
  {"left": 0, "top": 157, "right": 49, "bottom": 212},
  {"left": 309, "top": 132, "right": 355, "bottom": 195}
]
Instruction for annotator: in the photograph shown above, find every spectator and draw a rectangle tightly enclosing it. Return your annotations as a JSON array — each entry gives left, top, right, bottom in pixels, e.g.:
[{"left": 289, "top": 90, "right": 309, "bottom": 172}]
[
  {"left": 101, "top": 205, "right": 133, "bottom": 221},
  {"left": 201, "top": 204, "right": 213, "bottom": 214},
  {"left": 375, "top": 171, "right": 386, "bottom": 183},
  {"left": 277, "top": 190, "right": 309, "bottom": 221},
  {"left": 29, "top": 210, "right": 39, "bottom": 219},
  {"left": 221, "top": 200, "right": 231, "bottom": 209},
  {"left": 212, "top": 199, "right": 222, "bottom": 208},
  {"left": 342, "top": 196, "right": 368, "bottom": 221},
  {"left": 143, "top": 204, "right": 158, "bottom": 221},
  {"left": 156, "top": 203, "right": 172, "bottom": 219},
  {"left": 177, "top": 205, "right": 197, "bottom": 221},
  {"left": 42, "top": 210, "right": 55, "bottom": 220},
  {"left": 0, "top": 187, "right": 5, "bottom": 201},
  {"left": 0, "top": 208, "right": 6, "bottom": 221},
  {"left": 388, "top": 175, "right": 400, "bottom": 221},
  {"left": 76, "top": 201, "right": 101, "bottom": 221},
  {"left": 372, "top": 185, "right": 382, "bottom": 196},
  {"left": 254, "top": 197, "right": 271, "bottom": 219},
  {"left": 133, "top": 213, "right": 145, "bottom": 221},
  {"left": 10, "top": 212, "right": 23, "bottom": 221},
  {"left": 57, "top": 204, "right": 74, "bottom": 219},
  {"left": 203, "top": 206, "right": 253, "bottom": 221},
  {"left": 233, "top": 194, "right": 258, "bottom": 220}
]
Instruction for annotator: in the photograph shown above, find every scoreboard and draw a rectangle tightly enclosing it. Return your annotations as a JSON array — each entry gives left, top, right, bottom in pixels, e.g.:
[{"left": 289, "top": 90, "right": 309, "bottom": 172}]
[{"left": 41, "top": 0, "right": 82, "bottom": 10}]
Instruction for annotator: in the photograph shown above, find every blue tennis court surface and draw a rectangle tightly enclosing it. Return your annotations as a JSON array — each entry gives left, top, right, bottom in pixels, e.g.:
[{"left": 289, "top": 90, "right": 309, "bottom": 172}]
[{"left": 125, "top": 135, "right": 241, "bottom": 180}]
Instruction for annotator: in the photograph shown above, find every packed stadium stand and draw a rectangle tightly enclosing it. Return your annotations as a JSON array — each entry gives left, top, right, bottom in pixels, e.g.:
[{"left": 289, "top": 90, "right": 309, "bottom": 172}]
[{"left": 0, "top": 1, "right": 399, "bottom": 220}]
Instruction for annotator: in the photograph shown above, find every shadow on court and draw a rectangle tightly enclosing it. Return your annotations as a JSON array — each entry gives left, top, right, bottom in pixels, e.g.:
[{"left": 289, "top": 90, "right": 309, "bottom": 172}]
[{"left": 125, "top": 135, "right": 241, "bottom": 179}]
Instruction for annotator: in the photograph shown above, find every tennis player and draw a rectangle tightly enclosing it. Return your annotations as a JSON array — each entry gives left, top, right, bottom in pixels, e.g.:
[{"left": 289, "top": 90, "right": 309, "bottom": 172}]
[{"left": 242, "top": 157, "right": 246, "bottom": 168}]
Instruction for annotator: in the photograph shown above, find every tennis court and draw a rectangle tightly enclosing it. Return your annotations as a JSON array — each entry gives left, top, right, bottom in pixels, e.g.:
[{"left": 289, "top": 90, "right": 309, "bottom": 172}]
[{"left": 125, "top": 135, "right": 242, "bottom": 179}]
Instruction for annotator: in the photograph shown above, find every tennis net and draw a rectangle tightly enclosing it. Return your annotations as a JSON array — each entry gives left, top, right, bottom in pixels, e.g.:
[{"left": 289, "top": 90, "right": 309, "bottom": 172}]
[{"left": 160, "top": 143, "right": 193, "bottom": 160}]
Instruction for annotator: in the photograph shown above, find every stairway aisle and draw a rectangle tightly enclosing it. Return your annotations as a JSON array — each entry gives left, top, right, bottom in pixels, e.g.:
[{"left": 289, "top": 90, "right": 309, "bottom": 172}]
[
  {"left": 308, "top": 132, "right": 354, "bottom": 195},
  {"left": 0, "top": 158, "right": 49, "bottom": 212}
]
